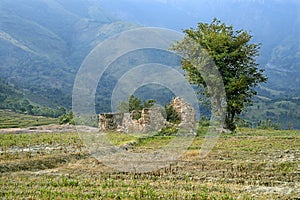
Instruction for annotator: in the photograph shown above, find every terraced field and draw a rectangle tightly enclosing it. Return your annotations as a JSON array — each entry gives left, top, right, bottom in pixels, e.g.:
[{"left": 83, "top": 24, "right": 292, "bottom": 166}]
[{"left": 0, "top": 110, "right": 58, "bottom": 128}]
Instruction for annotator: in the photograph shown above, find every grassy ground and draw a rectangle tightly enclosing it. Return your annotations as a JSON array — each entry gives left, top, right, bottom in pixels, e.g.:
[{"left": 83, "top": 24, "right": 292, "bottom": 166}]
[
  {"left": 0, "top": 109, "right": 58, "bottom": 128},
  {"left": 0, "top": 128, "right": 299, "bottom": 199}
]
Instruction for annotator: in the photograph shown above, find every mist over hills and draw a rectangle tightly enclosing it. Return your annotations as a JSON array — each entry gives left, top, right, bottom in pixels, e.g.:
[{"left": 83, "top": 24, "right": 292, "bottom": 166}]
[
  {"left": 0, "top": 0, "right": 299, "bottom": 128},
  {"left": 99, "top": 0, "right": 300, "bottom": 95}
]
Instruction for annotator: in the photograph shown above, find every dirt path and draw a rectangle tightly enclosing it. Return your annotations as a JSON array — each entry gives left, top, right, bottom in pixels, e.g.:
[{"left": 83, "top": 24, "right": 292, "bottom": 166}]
[{"left": 0, "top": 124, "right": 99, "bottom": 134}]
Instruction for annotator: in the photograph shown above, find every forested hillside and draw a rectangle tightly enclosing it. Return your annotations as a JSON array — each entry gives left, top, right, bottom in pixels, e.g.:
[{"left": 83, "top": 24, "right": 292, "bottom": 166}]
[
  {"left": 0, "top": 0, "right": 136, "bottom": 109},
  {"left": 0, "top": 79, "right": 66, "bottom": 117}
]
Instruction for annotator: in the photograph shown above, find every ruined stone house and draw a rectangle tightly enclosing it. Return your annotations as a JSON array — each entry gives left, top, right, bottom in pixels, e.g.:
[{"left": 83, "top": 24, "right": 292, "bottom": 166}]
[
  {"left": 98, "top": 97, "right": 195, "bottom": 133},
  {"left": 170, "top": 97, "right": 195, "bottom": 131}
]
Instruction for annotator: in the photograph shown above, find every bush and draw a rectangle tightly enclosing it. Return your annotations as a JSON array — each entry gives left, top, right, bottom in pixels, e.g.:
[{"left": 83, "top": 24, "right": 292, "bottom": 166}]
[
  {"left": 165, "top": 105, "right": 180, "bottom": 124},
  {"left": 59, "top": 111, "right": 75, "bottom": 125}
]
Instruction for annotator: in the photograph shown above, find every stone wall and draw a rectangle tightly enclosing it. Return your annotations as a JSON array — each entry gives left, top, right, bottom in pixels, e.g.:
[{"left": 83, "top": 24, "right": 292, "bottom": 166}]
[
  {"left": 170, "top": 97, "right": 195, "bottom": 131},
  {"left": 143, "top": 107, "right": 166, "bottom": 132},
  {"left": 120, "top": 107, "right": 166, "bottom": 133},
  {"left": 98, "top": 113, "right": 124, "bottom": 131},
  {"left": 98, "top": 97, "right": 195, "bottom": 133}
]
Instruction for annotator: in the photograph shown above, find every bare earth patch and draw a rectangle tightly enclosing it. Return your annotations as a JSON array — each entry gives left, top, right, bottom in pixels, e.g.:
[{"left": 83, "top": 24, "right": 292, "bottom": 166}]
[{"left": 0, "top": 124, "right": 99, "bottom": 134}]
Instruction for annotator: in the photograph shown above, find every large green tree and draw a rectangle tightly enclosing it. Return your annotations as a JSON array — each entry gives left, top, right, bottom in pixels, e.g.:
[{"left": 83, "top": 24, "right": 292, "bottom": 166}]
[{"left": 171, "top": 19, "right": 267, "bottom": 131}]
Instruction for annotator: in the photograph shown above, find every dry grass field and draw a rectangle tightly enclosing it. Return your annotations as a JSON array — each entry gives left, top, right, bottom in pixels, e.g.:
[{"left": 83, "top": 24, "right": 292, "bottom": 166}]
[{"left": 0, "top": 127, "right": 299, "bottom": 199}]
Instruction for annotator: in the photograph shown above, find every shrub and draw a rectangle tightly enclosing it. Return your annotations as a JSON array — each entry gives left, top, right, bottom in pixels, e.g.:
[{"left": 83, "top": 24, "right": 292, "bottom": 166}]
[
  {"left": 59, "top": 111, "right": 75, "bottom": 125},
  {"left": 165, "top": 105, "right": 180, "bottom": 124}
]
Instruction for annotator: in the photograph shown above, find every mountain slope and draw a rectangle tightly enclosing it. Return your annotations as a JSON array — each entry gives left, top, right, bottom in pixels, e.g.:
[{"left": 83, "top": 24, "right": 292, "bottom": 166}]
[
  {"left": 0, "top": 0, "right": 136, "bottom": 108},
  {"left": 0, "top": 79, "right": 66, "bottom": 117}
]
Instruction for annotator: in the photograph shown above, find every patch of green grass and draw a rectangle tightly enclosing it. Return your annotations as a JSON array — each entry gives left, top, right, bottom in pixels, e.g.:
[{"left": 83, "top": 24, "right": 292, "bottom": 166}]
[
  {"left": 136, "top": 135, "right": 174, "bottom": 148},
  {"left": 104, "top": 131, "right": 175, "bottom": 149},
  {"left": 0, "top": 132, "right": 81, "bottom": 148},
  {"left": 105, "top": 131, "right": 138, "bottom": 146},
  {"left": 235, "top": 128, "right": 300, "bottom": 137}
]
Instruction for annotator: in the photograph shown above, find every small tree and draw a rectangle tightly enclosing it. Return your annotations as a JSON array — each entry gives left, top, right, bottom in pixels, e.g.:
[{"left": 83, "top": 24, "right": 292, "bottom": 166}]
[
  {"left": 171, "top": 18, "right": 267, "bottom": 131},
  {"left": 118, "top": 95, "right": 156, "bottom": 120},
  {"left": 128, "top": 95, "right": 143, "bottom": 112},
  {"left": 59, "top": 111, "right": 75, "bottom": 125},
  {"left": 164, "top": 105, "right": 180, "bottom": 124}
]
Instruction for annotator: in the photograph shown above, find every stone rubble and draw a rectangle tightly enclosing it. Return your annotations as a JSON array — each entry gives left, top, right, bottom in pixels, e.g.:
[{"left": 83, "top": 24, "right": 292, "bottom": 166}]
[{"left": 98, "top": 97, "right": 195, "bottom": 133}]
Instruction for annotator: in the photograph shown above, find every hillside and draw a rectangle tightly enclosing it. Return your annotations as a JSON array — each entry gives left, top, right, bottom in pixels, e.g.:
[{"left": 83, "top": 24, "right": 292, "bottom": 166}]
[
  {"left": 0, "top": 0, "right": 136, "bottom": 109},
  {"left": 0, "top": 79, "right": 67, "bottom": 117}
]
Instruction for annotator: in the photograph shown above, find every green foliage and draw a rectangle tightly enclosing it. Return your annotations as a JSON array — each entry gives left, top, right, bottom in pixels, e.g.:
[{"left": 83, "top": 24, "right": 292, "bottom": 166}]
[
  {"left": 129, "top": 95, "right": 143, "bottom": 120},
  {"left": 143, "top": 99, "right": 156, "bottom": 109},
  {"left": 59, "top": 111, "right": 75, "bottom": 125},
  {"left": 242, "top": 98, "right": 300, "bottom": 129},
  {"left": 120, "top": 95, "right": 181, "bottom": 126},
  {"left": 156, "top": 105, "right": 181, "bottom": 136},
  {"left": 198, "top": 116, "right": 210, "bottom": 127},
  {"left": 257, "top": 119, "right": 281, "bottom": 130},
  {"left": 118, "top": 95, "right": 156, "bottom": 120},
  {"left": 171, "top": 18, "right": 267, "bottom": 131},
  {"left": 128, "top": 95, "right": 156, "bottom": 112},
  {"left": 117, "top": 101, "right": 129, "bottom": 113},
  {"left": 129, "top": 95, "right": 143, "bottom": 112},
  {"left": 0, "top": 79, "right": 67, "bottom": 118},
  {"left": 164, "top": 105, "right": 180, "bottom": 124},
  {"left": 1, "top": 97, "right": 66, "bottom": 118}
]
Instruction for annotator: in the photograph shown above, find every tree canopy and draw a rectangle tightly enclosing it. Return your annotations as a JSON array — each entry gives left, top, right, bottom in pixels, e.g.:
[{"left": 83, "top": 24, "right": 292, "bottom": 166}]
[{"left": 171, "top": 18, "right": 267, "bottom": 131}]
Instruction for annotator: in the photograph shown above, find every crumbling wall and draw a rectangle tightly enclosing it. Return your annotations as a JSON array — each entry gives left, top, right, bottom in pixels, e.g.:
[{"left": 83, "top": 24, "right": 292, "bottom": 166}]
[
  {"left": 120, "top": 112, "right": 142, "bottom": 133},
  {"left": 98, "top": 97, "right": 195, "bottom": 133},
  {"left": 170, "top": 97, "right": 195, "bottom": 131},
  {"left": 143, "top": 107, "right": 166, "bottom": 133},
  {"left": 98, "top": 113, "right": 123, "bottom": 131},
  {"left": 120, "top": 107, "right": 166, "bottom": 133}
]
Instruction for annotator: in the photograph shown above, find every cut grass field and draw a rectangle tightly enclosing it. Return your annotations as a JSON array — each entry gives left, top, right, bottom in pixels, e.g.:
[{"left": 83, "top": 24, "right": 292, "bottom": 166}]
[
  {"left": 0, "top": 128, "right": 299, "bottom": 199},
  {"left": 0, "top": 109, "right": 58, "bottom": 128}
]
